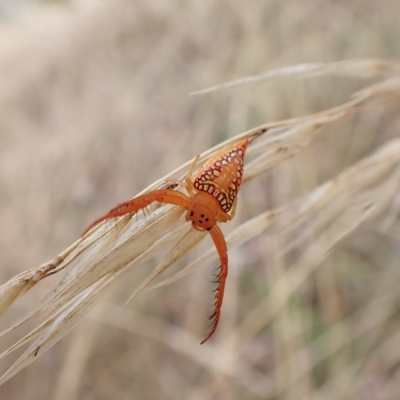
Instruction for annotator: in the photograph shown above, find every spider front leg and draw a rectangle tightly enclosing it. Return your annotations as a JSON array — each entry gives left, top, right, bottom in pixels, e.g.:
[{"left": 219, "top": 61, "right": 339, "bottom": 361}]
[
  {"left": 201, "top": 224, "right": 228, "bottom": 345},
  {"left": 166, "top": 155, "right": 200, "bottom": 196},
  {"left": 83, "top": 190, "right": 191, "bottom": 235}
]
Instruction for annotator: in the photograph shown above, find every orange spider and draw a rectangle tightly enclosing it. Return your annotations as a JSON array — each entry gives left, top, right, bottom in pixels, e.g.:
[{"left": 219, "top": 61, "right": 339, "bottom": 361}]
[{"left": 83, "top": 139, "right": 249, "bottom": 344}]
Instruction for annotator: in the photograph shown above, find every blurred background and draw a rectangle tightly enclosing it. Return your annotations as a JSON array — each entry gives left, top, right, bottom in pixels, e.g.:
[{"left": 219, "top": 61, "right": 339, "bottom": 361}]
[{"left": 0, "top": 0, "right": 400, "bottom": 399}]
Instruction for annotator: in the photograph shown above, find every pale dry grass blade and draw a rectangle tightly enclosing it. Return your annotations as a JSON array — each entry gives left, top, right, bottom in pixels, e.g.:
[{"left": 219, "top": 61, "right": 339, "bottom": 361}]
[
  {"left": 149, "top": 138, "right": 400, "bottom": 293},
  {"left": 355, "top": 77, "right": 400, "bottom": 98},
  {"left": 146, "top": 207, "right": 286, "bottom": 292},
  {"left": 190, "top": 59, "right": 400, "bottom": 96},
  {"left": 243, "top": 114, "right": 350, "bottom": 182},
  {"left": 0, "top": 301, "right": 74, "bottom": 361},
  {"left": 0, "top": 241, "right": 82, "bottom": 316},
  {"left": 0, "top": 59, "right": 400, "bottom": 387},
  {"left": 280, "top": 165, "right": 400, "bottom": 256},
  {"left": 121, "top": 225, "right": 206, "bottom": 307},
  {"left": 0, "top": 277, "right": 112, "bottom": 385},
  {"left": 234, "top": 153, "right": 400, "bottom": 346},
  {"left": 0, "top": 206, "right": 184, "bottom": 338}
]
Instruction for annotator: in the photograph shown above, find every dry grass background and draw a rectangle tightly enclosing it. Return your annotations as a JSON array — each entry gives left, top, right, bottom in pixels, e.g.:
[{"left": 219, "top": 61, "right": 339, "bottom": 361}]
[{"left": 0, "top": 0, "right": 400, "bottom": 399}]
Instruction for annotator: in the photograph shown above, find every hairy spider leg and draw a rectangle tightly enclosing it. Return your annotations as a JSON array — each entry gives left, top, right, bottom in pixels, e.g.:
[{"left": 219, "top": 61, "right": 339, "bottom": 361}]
[
  {"left": 82, "top": 190, "right": 191, "bottom": 235},
  {"left": 200, "top": 224, "right": 228, "bottom": 344}
]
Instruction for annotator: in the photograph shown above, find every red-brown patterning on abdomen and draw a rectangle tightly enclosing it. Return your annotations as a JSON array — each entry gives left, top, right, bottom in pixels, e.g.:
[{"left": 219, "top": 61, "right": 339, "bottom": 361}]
[{"left": 193, "top": 139, "right": 248, "bottom": 213}]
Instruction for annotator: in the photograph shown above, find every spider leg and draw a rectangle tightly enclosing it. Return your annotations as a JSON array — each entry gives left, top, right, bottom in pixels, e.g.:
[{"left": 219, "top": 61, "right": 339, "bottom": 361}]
[
  {"left": 166, "top": 155, "right": 200, "bottom": 196},
  {"left": 200, "top": 224, "right": 228, "bottom": 345},
  {"left": 228, "top": 197, "right": 238, "bottom": 220},
  {"left": 185, "top": 155, "right": 200, "bottom": 181},
  {"left": 83, "top": 190, "right": 191, "bottom": 235},
  {"left": 216, "top": 196, "right": 237, "bottom": 223},
  {"left": 165, "top": 179, "right": 189, "bottom": 190},
  {"left": 183, "top": 155, "right": 200, "bottom": 196}
]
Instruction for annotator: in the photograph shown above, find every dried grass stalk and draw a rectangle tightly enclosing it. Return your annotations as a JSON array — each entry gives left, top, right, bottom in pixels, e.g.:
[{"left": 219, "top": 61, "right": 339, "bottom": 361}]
[{"left": 0, "top": 59, "right": 400, "bottom": 385}]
